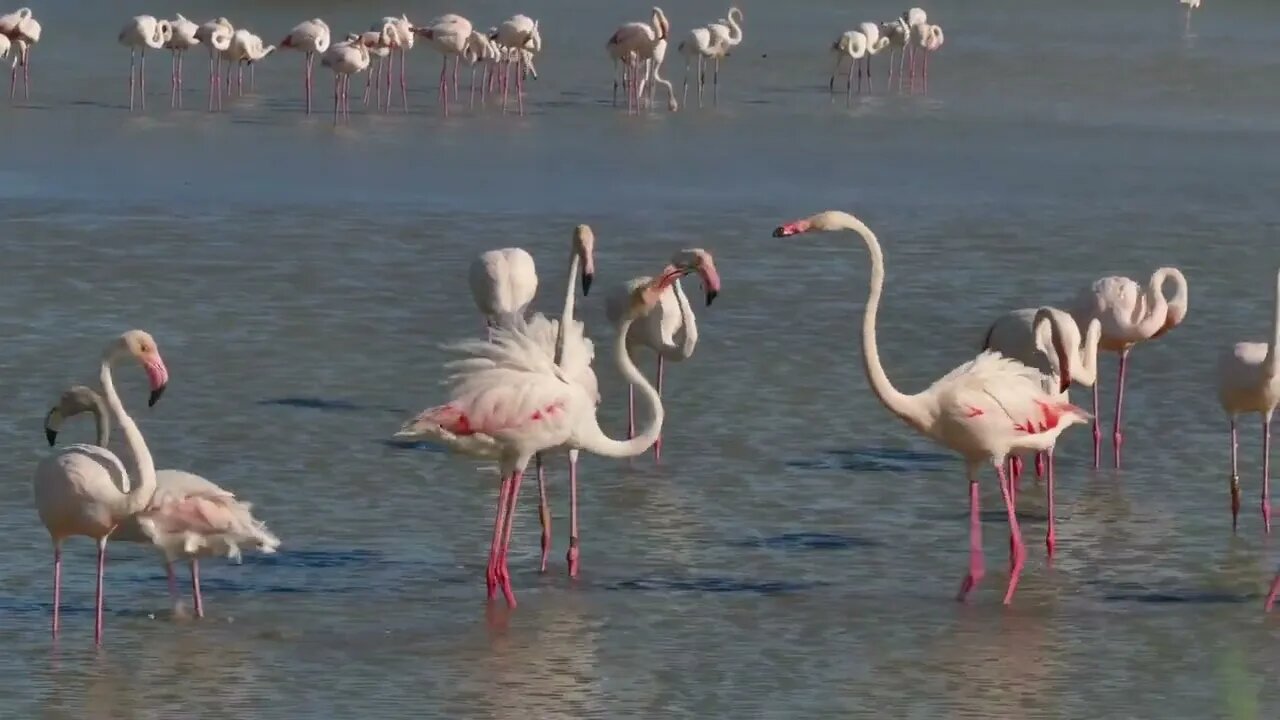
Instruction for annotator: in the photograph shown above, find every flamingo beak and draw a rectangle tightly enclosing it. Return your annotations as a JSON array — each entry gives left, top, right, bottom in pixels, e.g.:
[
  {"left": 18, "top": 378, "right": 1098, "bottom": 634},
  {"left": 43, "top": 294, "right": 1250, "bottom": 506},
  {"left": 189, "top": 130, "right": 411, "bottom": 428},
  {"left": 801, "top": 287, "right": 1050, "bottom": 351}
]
[
  {"left": 581, "top": 272, "right": 593, "bottom": 296},
  {"left": 43, "top": 407, "right": 60, "bottom": 446}
]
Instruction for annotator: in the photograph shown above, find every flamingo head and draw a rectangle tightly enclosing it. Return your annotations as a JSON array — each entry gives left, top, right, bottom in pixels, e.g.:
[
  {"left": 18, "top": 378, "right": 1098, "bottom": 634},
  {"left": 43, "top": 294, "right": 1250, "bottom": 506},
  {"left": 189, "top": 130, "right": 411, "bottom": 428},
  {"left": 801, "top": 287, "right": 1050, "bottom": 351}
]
[
  {"left": 106, "top": 330, "right": 170, "bottom": 407},
  {"left": 572, "top": 224, "right": 596, "bottom": 295},
  {"left": 43, "top": 385, "right": 103, "bottom": 447},
  {"left": 668, "top": 248, "right": 721, "bottom": 306},
  {"left": 773, "top": 210, "right": 858, "bottom": 236},
  {"left": 525, "top": 19, "right": 542, "bottom": 52}
]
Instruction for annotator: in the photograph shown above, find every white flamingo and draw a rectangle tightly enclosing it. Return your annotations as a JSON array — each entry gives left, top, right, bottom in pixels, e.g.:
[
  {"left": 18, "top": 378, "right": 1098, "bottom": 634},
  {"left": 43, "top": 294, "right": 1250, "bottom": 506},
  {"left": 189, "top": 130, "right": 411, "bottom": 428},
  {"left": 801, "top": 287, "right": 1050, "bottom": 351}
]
[
  {"left": 320, "top": 34, "right": 370, "bottom": 124},
  {"left": 32, "top": 330, "right": 170, "bottom": 644},
  {"left": 772, "top": 211, "right": 1090, "bottom": 605},
  {"left": 830, "top": 30, "right": 886, "bottom": 103},
  {"left": 44, "top": 386, "right": 280, "bottom": 619},
  {"left": 376, "top": 14, "right": 415, "bottom": 111},
  {"left": 604, "top": 250, "right": 721, "bottom": 462},
  {"left": 165, "top": 14, "right": 201, "bottom": 108},
  {"left": 0, "top": 7, "right": 40, "bottom": 101},
  {"left": 280, "top": 18, "right": 331, "bottom": 115},
  {"left": 396, "top": 255, "right": 716, "bottom": 607},
  {"left": 1218, "top": 269, "right": 1280, "bottom": 533},
  {"left": 462, "top": 30, "right": 500, "bottom": 107},
  {"left": 493, "top": 15, "right": 541, "bottom": 114},
  {"left": 607, "top": 7, "right": 674, "bottom": 113},
  {"left": 196, "top": 18, "right": 233, "bottom": 111},
  {"left": 417, "top": 14, "right": 473, "bottom": 117},
  {"left": 358, "top": 26, "right": 394, "bottom": 109},
  {"left": 119, "top": 16, "right": 170, "bottom": 111},
  {"left": 470, "top": 247, "right": 539, "bottom": 335},
  {"left": 225, "top": 29, "right": 274, "bottom": 97},
  {"left": 857, "top": 21, "right": 883, "bottom": 92},
  {"left": 880, "top": 18, "right": 910, "bottom": 90},
  {"left": 982, "top": 306, "right": 1102, "bottom": 554},
  {"left": 909, "top": 22, "right": 944, "bottom": 93},
  {"left": 678, "top": 7, "right": 743, "bottom": 107},
  {"left": 1070, "top": 267, "right": 1189, "bottom": 469}
]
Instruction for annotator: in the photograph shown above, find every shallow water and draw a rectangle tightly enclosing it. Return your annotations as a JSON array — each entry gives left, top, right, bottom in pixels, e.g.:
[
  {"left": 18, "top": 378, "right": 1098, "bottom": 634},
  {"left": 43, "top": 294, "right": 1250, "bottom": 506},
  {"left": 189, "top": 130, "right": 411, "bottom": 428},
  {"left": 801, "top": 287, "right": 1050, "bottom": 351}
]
[{"left": 2, "top": 0, "right": 1280, "bottom": 717}]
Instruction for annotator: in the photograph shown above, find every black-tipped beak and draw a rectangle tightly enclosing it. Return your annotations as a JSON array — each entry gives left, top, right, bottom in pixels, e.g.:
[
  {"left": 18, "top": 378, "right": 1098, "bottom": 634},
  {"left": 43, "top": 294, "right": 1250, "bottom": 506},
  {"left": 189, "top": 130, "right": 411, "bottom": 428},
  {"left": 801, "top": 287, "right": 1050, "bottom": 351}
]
[
  {"left": 771, "top": 226, "right": 789, "bottom": 238},
  {"left": 45, "top": 428, "right": 57, "bottom": 447},
  {"left": 149, "top": 385, "right": 166, "bottom": 407},
  {"left": 705, "top": 288, "right": 718, "bottom": 306},
  {"left": 581, "top": 273, "right": 593, "bottom": 296}
]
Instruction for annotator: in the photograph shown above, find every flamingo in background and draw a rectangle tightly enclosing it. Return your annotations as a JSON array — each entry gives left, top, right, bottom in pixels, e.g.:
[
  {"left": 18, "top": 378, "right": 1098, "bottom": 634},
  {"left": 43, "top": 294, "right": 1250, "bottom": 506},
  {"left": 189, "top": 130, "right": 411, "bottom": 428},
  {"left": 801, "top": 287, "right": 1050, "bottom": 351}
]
[
  {"left": 0, "top": 7, "right": 40, "bottom": 101},
  {"left": 377, "top": 15, "right": 415, "bottom": 111},
  {"left": 1217, "top": 269, "right": 1280, "bottom": 533},
  {"left": 119, "top": 16, "right": 170, "bottom": 111},
  {"left": 830, "top": 30, "right": 886, "bottom": 103},
  {"left": 678, "top": 7, "right": 743, "bottom": 107},
  {"left": 605, "top": 250, "right": 721, "bottom": 462},
  {"left": 360, "top": 24, "right": 394, "bottom": 108},
  {"left": 880, "top": 18, "right": 910, "bottom": 90},
  {"left": 463, "top": 30, "right": 499, "bottom": 107},
  {"left": 772, "top": 211, "right": 1090, "bottom": 605},
  {"left": 226, "top": 29, "right": 273, "bottom": 97},
  {"left": 493, "top": 14, "right": 541, "bottom": 115},
  {"left": 857, "top": 22, "right": 883, "bottom": 92},
  {"left": 321, "top": 34, "right": 370, "bottom": 124},
  {"left": 417, "top": 14, "right": 472, "bottom": 117},
  {"left": 32, "top": 330, "right": 169, "bottom": 644},
  {"left": 281, "top": 18, "right": 330, "bottom": 115},
  {"left": 704, "top": 8, "right": 744, "bottom": 103},
  {"left": 44, "top": 386, "right": 280, "bottom": 619},
  {"left": 983, "top": 307, "right": 1102, "bottom": 555},
  {"left": 1071, "top": 267, "right": 1189, "bottom": 469},
  {"left": 607, "top": 7, "right": 672, "bottom": 113},
  {"left": 396, "top": 256, "right": 716, "bottom": 607},
  {"left": 910, "top": 22, "right": 944, "bottom": 93},
  {"left": 463, "top": 227, "right": 598, "bottom": 575},
  {"left": 901, "top": 7, "right": 927, "bottom": 84},
  {"left": 196, "top": 18, "right": 232, "bottom": 111},
  {"left": 165, "top": 15, "right": 200, "bottom": 108}
]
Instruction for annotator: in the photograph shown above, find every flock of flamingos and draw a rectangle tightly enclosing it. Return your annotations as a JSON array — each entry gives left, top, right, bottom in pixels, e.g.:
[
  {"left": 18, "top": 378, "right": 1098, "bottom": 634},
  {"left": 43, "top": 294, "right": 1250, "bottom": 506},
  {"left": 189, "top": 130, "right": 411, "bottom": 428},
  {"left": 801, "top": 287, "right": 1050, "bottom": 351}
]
[{"left": 0, "top": 5, "right": 954, "bottom": 121}]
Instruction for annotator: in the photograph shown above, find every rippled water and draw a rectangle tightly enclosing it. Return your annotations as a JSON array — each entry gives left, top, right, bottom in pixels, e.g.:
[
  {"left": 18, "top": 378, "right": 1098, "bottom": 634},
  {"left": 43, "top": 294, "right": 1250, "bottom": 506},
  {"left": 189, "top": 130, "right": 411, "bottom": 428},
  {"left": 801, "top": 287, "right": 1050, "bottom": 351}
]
[{"left": 2, "top": 0, "right": 1280, "bottom": 717}]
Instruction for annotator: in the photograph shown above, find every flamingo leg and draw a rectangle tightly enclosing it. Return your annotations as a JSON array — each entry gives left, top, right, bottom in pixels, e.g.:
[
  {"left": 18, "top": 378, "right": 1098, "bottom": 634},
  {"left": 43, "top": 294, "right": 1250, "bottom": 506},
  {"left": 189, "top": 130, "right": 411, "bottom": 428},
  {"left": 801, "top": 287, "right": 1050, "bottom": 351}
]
[
  {"left": 1231, "top": 417, "right": 1241, "bottom": 531},
  {"left": 250, "top": 62, "right": 256, "bottom": 93},
  {"left": 170, "top": 51, "right": 177, "bottom": 108},
  {"left": 190, "top": 560, "right": 204, "bottom": 619},
  {"left": 654, "top": 356, "right": 664, "bottom": 462},
  {"left": 536, "top": 453, "right": 551, "bottom": 573},
  {"left": 846, "top": 58, "right": 855, "bottom": 106},
  {"left": 681, "top": 58, "right": 689, "bottom": 106},
  {"left": 438, "top": 54, "right": 448, "bottom": 116},
  {"left": 1035, "top": 451, "right": 1045, "bottom": 480},
  {"left": 10, "top": 55, "right": 17, "bottom": 101},
  {"left": 207, "top": 52, "right": 214, "bottom": 110},
  {"left": 866, "top": 54, "right": 873, "bottom": 92},
  {"left": 1091, "top": 378, "right": 1102, "bottom": 468},
  {"left": 1112, "top": 348, "right": 1129, "bottom": 468},
  {"left": 128, "top": 48, "right": 136, "bottom": 111},
  {"left": 898, "top": 45, "right": 906, "bottom": 91},
  {"left": 384, "top": 50, "right": 394, "bottom": 111},
  {"left": 400, "top": 47, "right": 409, "bottom": 111},
  {"left": 453, "top": 53, "right": 461, "bottom": 102},
  {"left": 215, "top": 54, "right": 223, "bottom": 111},
  {"left": 698, "top": 55, "right": 706, "bottom": 106},
  {"left": 304, "top": 51, "right": 313, "bottom": 114},
  {"left": 923, "top": 49, "right": 930, "bottom": 94},
  {"left": 332, "top": 72, "right": 340, "bottom": 125},
  {"left": 567, "top": 450, "right": 581, "bottom": 578},
  {"left": 470, "top": 65, "right": 477, "bottom": 108},
  {"left": 51, "top": 542, "right": 62, "bottom": 638},
  {"left": 713, "top": 56, "right": 720, "bottom": 105},
  {"left": 501, "top": 56, "right": 510, "bottom": 112},
  {"left": 94, "top": 537, "right": 108, "bottom": 646},
  {"left": 21, "top": 47, "right": 29, "bottom": 100},
  {"left": 999, "top": 462, "right": 1026, "bottom": 605},
  {"left": 1046, "top": 447, "right": 1057, "bottom": 557},
  {"left": 167, "top": 562, "right": 178, "bottom": 606},
  {"left": 627, "top": 383, "right": 635, "bottom": 439},
  {"left": 1263, "top": 412, "right": 1273, "bottom": 533},
  {"left": 1006, "top": 457, "right": 1018, "bottom": 563},
  {"left": 857, "top": 57, "right": 863, "bottom": 95},
  {"left": 887, "top": 49, "right": 894, "bottom": 87},
  {"left": 363, "top": 60, "right": 373, "bottom": 106},
  {"left": 498, "top": 469, "right": 526, "bottom": 608},
  {"left": 487, "top": 472, "right": 514, "bottom": 600},
  {"left": 1266, "top": 570, "right": 1280, "bottom": 612},
  {"left": 140, "top": 49, "right": 147, "bottom": 110},
  {"left": 956, "top": 470, "right": 984, "bottom": 601},
  {"left": 177, "top": 51, "right": 185, "bottom": 108},
  {"left": 516, "top": 55, "right": 525, "bottom": 115}
]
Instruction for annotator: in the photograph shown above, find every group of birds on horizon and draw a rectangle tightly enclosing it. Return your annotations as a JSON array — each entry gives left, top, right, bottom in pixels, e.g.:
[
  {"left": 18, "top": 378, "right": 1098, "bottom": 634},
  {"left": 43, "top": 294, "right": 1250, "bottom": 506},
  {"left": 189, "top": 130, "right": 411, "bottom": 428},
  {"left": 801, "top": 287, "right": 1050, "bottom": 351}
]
[{"left": 829, "top": 7, "right": 943, "bottom": 102}]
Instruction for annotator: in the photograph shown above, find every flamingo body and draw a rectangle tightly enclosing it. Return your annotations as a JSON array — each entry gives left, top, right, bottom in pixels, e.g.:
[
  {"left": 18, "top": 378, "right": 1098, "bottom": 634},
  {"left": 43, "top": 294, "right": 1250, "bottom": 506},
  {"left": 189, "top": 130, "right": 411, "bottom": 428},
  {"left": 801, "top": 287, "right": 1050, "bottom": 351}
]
[{"left": 470, "top": 248, "right": 538, "bottom": 329}]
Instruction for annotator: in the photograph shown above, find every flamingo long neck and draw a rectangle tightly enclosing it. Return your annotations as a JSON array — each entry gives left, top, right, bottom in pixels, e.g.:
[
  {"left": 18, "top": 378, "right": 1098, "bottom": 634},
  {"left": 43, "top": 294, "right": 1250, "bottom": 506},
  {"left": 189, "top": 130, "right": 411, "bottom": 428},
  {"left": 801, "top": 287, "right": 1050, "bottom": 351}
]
[
  {"left": 1077, "top": 318, "right": 1102, "bottom": 387},
  {"left": 1134, "top": 268, "right": 1175, "bottom": 337},
  {"left": 830, "top": 213, "right": 930, "bottom": 430},
  {"left": 88, "top": 392, "right": 111, "bottom": 448},
  {"left": 1267, "top": 270, "right": 1280, "bottom": 378},
  {"left": 554, "top": 253, "right": 581, "bottom": 367},
  {"left": 1034, "top": 309, "right": 1071, "bottom": 394},
  {"left": 99, "top": 358, "right": 156, "bottom": 515},
  {"left": 726, "top": 9, "right": 743, "bottom": 45},
  {"left": 670, "top": 278, "right": 699, "bottom": 359},
  {"left": 575, "top": 309, "right": 665, "bottom": 458}
]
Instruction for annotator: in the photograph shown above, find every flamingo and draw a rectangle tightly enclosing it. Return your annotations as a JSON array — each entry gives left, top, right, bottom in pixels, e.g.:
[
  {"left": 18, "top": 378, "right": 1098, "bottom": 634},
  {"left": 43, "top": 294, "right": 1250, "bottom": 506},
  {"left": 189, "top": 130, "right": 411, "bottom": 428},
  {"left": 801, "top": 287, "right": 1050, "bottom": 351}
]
[
  {"left": 359, "top": 25, "right": 394, "bottom": 108},
  {"left": 678, "top": 7, "right": 743, "bottom": 107},
  {"left": 196, "top": 18, "right": 233, "bottom": 111},
  {"left": 830, "top": 30, "right": 886, "bottom": 104},
  {"left": 1217, "top": 269, "right": 1280, "bottom": 533},
  {"left": 900, "top": 7, "right": 927, "bottom": 84},
  {"left": 982, "top": 307, "right": 1102, "bottom": 554},
  {"left": 280, "top": 18, "right": 330, "bottom": 115},
  {"left": 703, "top": 8, "right": 744, "bottom": 105},
  {"left": 376, "top": 15, "right": 415, "bottom": 112},
  {"left": 493, "top": 15, "right": 541, "bottom": 115},
  {"left": 320, "top": 34, "right": 370, "bottom": 124},
  {"left": 635, "top": 33, "right": 678, "bottom": 112},
  {"left": 0, "top": 7, "right": 40, "bottom": 101},
  {"left": 32, "top": 330, "right": 170, "bottom": 644},
  {"left": 165, "top": 15, "right": 201, "bottom": 108},
  {"left": 416, "top": 14, "right": 472, "bottom": 117},
  {"left": 0, "top": 32, "right": 9, "bottom": 71},
  {"left": 604, "top": 250, "right": 721, "bottom": 462},
  {"left": 463, "top": 30, "right": 500, "bottom": 107},
  {"left": 463, "top": 227, "right": 598, "bottom": 575},
  {"left": 909, "top": 22, "right": 944, "bottom": 94},
  {"left": 879, "top": 18, "right": 910, "bottom": 90},
  {"left": 1070, "top": 267, "right": 1189, "bottom": 469},
  {"left": 607, "top": 7, "right": 673, "bottom": 113},
  {"left": 772, "top": 211, "right": 1090, "bottom": 604},
  {"left": 44, "top": 386, "right": 281, "bottom": 619},
  {"left": 856, "top": 22, "right": 883, "bottom": 92},
  {"left": 119, "top": 16, "right": 170, "bottom": 111},
  {"left": 396, "top": 253, "right": 716, "bottom": 606},
  {"left": 225, "top": 29, "right": 273, "bottom": 97}
]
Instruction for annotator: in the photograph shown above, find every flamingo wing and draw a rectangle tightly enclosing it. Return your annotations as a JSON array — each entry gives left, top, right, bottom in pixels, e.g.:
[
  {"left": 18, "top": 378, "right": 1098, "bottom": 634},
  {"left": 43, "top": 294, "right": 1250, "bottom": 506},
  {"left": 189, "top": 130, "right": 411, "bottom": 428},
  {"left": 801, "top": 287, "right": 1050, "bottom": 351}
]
[
  {"left": 938, "top": 352, "right": 1087, "bottom": 440},
  {"left": 134, "top": 469, "right": 280, "bottom": 560}
]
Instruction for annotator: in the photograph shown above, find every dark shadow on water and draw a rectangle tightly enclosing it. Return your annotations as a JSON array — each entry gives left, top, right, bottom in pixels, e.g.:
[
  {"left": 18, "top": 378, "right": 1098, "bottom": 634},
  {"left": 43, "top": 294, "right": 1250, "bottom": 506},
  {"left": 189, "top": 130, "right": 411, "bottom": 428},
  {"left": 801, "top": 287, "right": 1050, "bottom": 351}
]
[
  {"left": 786, "top": 447, "right": 952, "bottom": 473},
  {"left": 733, "top": 532, "right": 882, "bottom": 550},
  {"left": 1095, "top": 581, "right": 1255, "bottom": 604},
  {"left": 259, "top": 397, "right": 408, "bottom": 414},
  {"left": 379, "top": 438, "right": 446, "bottom": 453},
  {"left": 608, "top": 574, "right": 825, "bottom": 595}
]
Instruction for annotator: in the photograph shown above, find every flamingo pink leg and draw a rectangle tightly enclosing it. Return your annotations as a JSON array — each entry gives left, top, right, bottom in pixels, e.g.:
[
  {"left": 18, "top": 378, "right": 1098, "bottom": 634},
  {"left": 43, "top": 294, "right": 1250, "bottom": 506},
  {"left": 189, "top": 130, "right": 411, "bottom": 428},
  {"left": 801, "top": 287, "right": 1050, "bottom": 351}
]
[
  {"left": 998, "top": 463, "right": 1026, "bottom": 605},
  {"left": 922, "top": 50, "right": 930, "bottom": 94},
  {"left": 10, "top": 58, "right": 17, "bottom": 100},
  {"left": 1263, "top": 413, "right": 1273, "bottom": 533},
  {"left": 94, "top": 538, "right": 108, "bottom": 646},
  {"left": 384, "top": 50, "right": 394, "bottom": 111},
  {"left": 1046, "top": 448, "right": 1057, "bottom": 556},
  {"left": 497, "top": 469, "right": 526, "bottom": 608},
  {"left": 956, "top": 476, "right": 984, "bottom": 601},
  {"left": 1113, "top": 348, "right": 1129, "bottom": 468},
  {"left": 567, "top": 452, "right": 580, "bottom": 578},
  {"left": 1266, "top": 572, "right": 1280, "bottom": 612},
  {"left": 536, "top": 453, "right": 551, "bottom": 572},
  {"left": 1006, "top": 457, "right": 1017, "bottom": 562},
  {"left": 190, "top": 560, "right": 204, "bottom": 618},
  {"left": 170, "top": 52, "right": 177, "bottom": 108},
  {"left": 51, "top": 543, "right": 62, "bottom": 638},
  {"left": 487, "top": 472, "right": 514, "bottom": 600},
  {"left": 516, "top": 56, "right": 525, "bottom": 116},
  {"left": 453, "top": 55, "right": 461, "bottom": 102},
  {"left": 627, "top": 383, "right": 636, "bottom": 439},
  {"left": 654, "top": 357, "right": 664, "bottom": 461},
  {"left": 400, "top": 48, "right": 409, "bottom": 111},
  {"left": 1231, "top": 418, "right": 1241, "bottom": 531},
  {"left": 438, "top": 55, "right": 449, "bottom": 116},
  {"left": 167, "top": 562, "right": 178, "bottom": 605},
  {"left": 140, "top": 49, "right": 147, "bottom": 110},
  {"left": 24, "top": 50, "right": 30, "bottom": 99},
  {"left": 1035, "top": 452, "right": 1045, "bottom": 480},
  {"left": 1091, "top": 377, "right": 1102, "bottom": 468}
]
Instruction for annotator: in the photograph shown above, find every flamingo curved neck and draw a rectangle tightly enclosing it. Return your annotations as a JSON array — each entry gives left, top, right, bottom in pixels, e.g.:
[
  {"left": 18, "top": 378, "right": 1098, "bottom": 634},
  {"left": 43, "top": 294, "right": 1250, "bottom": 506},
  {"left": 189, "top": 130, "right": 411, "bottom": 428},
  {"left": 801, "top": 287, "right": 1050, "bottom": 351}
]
[
  {"left": 576, "top": 310, "right": 664, "bottom": 458},
  {"left": 726, "top": 9, "right": 743, "bottom": 45},
  {"left": 555, "top": 253, "right": 581, "bottom": 366},
  {"left": 1077, "top": 318, "right": 1102, "bottom": 387},
  {"left": 1267, "top": 269, "right": 1280, "bottom": 378},
  {"left": 99, "top": 358, "right": 156, "bottom": 515},
  {"left": 89, "top": 392, "right": 111, "bottom": 447},
  {"left": 670, "top": 278, "right": 698, "bottom": 359},
  {"left": 827, "top": 212, "right": 930, "bottom": 430}
]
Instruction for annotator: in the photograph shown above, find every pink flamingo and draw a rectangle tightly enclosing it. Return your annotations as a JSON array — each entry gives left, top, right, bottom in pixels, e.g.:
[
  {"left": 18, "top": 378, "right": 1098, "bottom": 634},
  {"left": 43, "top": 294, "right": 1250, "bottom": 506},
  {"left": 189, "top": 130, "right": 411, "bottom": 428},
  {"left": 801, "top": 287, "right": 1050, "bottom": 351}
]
[
  {"left": 396, "top": 254, "right": 718, "bottom": 606},
  {"left": 1217, "top": 269, "right": 1280, "bottom": 533},
  {"left": 280, "top": 18, "right": 330, "bottom": 115},
  {"left": 772, "top": 211, "right": 1090, "bottom": 604},
  {"left": 359, "top": 25, "right": 394, "bottom": 109},
  {"left": 44, "top": 386, "right": 280, "bottom": 619},
  {"left": 196, "top": 18, "right": 233, "bottom": 111},
  {"left": 0, "top": 7, "right": 40, "bottom": 101},
  {"left": 32, "top": 330, "right": 169, "bottom": 644},
  {"left": 1070, "top": 267, "right": 1189, "bottom": 469},
  {"left": 320, "top": 35, "right": 370, "bottom": 125},
  {"left": 909, "top": 22, "right": 944, "bottom": 93},
  {"left": 417, "top": 14, "right": 472, "bottom": 116},
  {"left": 119, "top": 15, "right": 170, "bottom": 112},
  {"left": 375, "top": 15, "right": 415, "bottom": 112},
  {"left": 165, "top": 15, "right": 201, "bottom": 108},
  {"left": 493, "top": 14, "right": 541, "bottom": 115},
  {"left": 983, "top": 307, "right": 1102, "bottom": 555},
  {"left": 607, "top": 7, "right": 671, "bottom": 113}
]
